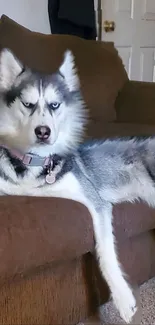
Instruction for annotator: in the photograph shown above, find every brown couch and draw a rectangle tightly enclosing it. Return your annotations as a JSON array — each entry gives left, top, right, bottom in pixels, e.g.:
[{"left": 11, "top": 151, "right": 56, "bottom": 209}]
[{"left": 0, "top": 15, "right": 155, "bottom": 325}]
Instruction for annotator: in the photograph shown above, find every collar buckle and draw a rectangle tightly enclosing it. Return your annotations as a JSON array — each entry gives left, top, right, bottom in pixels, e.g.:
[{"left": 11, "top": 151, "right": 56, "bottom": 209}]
[{"left": 22, "top": 154, "right": 32, "bottom": 165}]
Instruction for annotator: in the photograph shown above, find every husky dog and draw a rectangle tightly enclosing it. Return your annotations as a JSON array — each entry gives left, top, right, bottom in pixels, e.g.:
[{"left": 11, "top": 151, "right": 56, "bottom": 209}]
[
  {"left": 0, "top": 48, "right": 153, "bottom": 323},
  {"left": 0, "top": 48, "right": 86, "bottom": 156}
]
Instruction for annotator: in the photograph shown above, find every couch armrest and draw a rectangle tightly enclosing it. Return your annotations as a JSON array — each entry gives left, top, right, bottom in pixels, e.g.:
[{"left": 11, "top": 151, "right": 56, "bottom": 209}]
[
  {"left": 0, "top": 196, "right": 94, "bottom": 285},
  {"left": 115, "top": 80, "right": 155, "bottom": 124}
]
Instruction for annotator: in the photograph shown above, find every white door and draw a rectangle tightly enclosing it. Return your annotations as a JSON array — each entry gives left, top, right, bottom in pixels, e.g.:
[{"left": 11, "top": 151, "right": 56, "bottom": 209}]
[{"left": 101, "top": 0, "right": 155, "bottom": 81}]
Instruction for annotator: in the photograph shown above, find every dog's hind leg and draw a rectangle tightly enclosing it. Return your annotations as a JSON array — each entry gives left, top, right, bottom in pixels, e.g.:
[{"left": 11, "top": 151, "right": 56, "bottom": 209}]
[{"left": 89, "top": 203, "right": 137, "bottom": 323}]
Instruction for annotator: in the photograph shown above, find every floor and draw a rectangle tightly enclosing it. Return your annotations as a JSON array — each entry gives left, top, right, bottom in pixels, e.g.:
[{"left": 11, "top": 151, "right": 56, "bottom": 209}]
[{"left": 79, "top": 277, "right": 155, "bottom": 324}]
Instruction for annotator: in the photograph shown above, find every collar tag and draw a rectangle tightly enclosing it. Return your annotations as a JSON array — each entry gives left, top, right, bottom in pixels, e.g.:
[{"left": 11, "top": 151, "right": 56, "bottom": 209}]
[
  {"left": 45, "top": 161, "right": 62, "bottom": 185},
  {"left": 45, "top": 172, "right": 56, "bottom": 184},
  {"left": 45, "top": 160, "right": 55, "bottom": 184}
]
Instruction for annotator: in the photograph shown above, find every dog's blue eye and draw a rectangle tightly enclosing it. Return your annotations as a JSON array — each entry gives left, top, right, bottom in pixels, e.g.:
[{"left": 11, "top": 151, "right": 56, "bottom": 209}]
[
  {"left": 22, "top": 101, "right": 35, "bottom": 109},
  {"left": 49, "top": 102, "right": 60, "bottom": 110}
]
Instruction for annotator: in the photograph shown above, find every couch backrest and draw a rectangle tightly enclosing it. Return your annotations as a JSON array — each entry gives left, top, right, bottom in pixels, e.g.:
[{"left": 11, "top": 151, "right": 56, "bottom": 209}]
[{"left": 0, "top": 15, "right": 128, "bottom": 122}]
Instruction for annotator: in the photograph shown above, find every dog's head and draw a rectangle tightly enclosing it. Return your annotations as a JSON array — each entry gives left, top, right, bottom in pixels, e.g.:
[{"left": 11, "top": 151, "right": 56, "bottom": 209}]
[{"left": 0, "top": 48, "right": 86, "bottom": 156}]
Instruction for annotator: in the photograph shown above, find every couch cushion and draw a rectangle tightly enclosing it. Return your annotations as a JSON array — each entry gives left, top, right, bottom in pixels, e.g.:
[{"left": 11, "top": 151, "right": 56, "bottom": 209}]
[
  {"left": 0, "top": 195, "right": 154, "bottom": 287},
  {"left": 86, "top": 121, "right": 155, "bottom": 138},
  {"left": 115, "top": 80, "right": 155, "bottom": 124},
  {"left": 0, "top": 196, "right": 94, "bottom": 285},
  {"left": 0, "top": 15, "right": 128, "bottom": 122},
  {"left": 114, "top": 202, "right": 155, "bottom": 242}
]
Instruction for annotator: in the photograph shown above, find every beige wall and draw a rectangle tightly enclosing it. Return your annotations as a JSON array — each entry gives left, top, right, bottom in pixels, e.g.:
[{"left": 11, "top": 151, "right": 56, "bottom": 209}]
[{"left": 0, "top": 0, "right": 51, "bottom": 34}]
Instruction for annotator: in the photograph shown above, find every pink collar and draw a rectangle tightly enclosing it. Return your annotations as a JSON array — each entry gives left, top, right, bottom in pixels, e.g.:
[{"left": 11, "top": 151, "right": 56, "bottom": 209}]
[
  {"left": 0, "top": 145, "right": 52, "bottom": 167},
  {"left": 0, "top": 145, "right": 63, "bottom": 184}
]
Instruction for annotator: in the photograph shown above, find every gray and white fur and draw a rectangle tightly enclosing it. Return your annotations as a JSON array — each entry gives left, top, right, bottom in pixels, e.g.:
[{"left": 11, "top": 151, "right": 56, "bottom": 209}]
[{"left": 0, "top": 48, "right": 152, "bottom": 323}]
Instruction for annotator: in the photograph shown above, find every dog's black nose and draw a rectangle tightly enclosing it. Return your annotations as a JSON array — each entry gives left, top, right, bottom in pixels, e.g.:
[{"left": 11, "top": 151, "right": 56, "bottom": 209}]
[{"left": 35, "top": 126, "right": 51, "bottom": 140}]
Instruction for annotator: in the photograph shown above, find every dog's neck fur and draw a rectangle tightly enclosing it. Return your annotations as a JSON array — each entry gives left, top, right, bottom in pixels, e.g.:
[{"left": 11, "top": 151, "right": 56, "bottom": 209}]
[{"left": 0, "top": 143, "right": 73, "bottom": 183}]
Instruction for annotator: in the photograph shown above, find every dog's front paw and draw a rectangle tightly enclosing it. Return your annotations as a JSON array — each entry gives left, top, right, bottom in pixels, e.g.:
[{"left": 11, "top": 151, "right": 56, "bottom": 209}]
[{"left": 113, "top": 285, "right": 137, "bottom": 323}]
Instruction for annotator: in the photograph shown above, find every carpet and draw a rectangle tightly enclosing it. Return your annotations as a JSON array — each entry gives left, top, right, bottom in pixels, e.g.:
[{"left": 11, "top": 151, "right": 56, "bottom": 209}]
[{"left": 80, "top": 277, "right": 155, "bottom": 324}]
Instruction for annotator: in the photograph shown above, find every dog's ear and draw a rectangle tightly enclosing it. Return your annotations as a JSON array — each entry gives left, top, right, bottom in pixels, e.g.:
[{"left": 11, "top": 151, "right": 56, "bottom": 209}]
[
  {"left": 0, "top": 48, "right": 23, "bottom": 91},
  {"left": 59, "top": 50, "right": 80, "bottom": 92}
]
